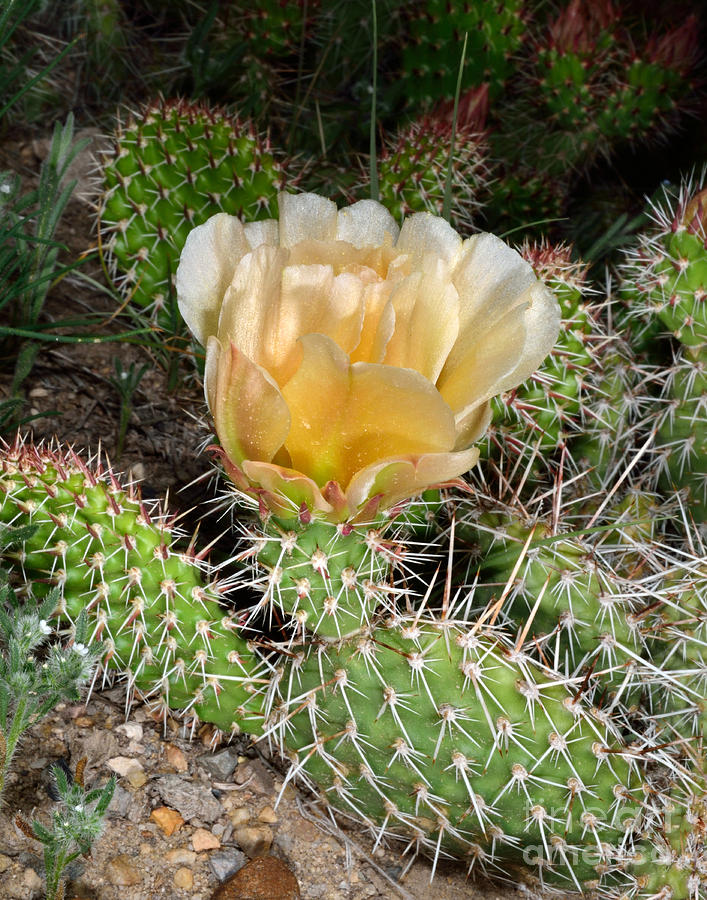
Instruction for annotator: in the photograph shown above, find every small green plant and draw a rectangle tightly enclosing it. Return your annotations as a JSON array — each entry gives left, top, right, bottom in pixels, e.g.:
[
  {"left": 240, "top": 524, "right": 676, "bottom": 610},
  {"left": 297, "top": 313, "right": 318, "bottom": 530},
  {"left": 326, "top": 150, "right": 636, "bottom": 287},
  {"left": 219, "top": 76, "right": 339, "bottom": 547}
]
[
  {"left": 108, "top": 356, "right": 150, "bottom": 457},
  {"left": 0, "top": 525, "right": 101, "bottom": 799},
  {"left": 15, "top": 756, "right": 115, "bottom": 900}
]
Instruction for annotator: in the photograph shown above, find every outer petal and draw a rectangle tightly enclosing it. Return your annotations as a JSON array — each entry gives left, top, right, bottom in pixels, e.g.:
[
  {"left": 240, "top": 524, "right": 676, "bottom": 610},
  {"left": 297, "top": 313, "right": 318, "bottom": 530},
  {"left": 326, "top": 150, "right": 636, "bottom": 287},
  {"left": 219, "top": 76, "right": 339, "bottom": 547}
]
[
  {"left": 382, "top": 262, "right": 460, "bottom": 382},
  {"left": 449, "top": 232, "right": 539, "bottom": 354},
  {"left": 243, "top": 219, "right": 279, "bottom": 249},
  {"left": 208, "top": 338, "right": 291, "bottom": 467},
  {"left": 395, "top": 212, "right": 463, "bottom": 266},
  {"left": 438, "top": 281, "right": 560, "bottom": 421},
  {"left": 176, "top": 213, "right": 250, "bottom": 345},
  {"left": 278, "top": 192, "right": 338, "bottom": 248},
  {"left": 336, "top": 199, "right": 400, "bottom": 248},
  {"left": 345, "top": 448, "right": 480, "bottom": 515},
  {"left": 240, "top": 461, "right": 335, "bottom": 518},
  {"left": 281, "top": 334, "right": 458, "bottom": 488}
]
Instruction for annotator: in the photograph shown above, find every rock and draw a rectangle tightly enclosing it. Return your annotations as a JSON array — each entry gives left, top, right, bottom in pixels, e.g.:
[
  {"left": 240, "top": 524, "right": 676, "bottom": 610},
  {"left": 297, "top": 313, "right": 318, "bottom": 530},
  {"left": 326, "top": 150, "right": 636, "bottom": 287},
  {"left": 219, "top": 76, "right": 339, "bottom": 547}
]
[
  {"left": 150, "top": 806, "right": 185, "bottom": 836},
  {"left": 107, "top": 756, "right": 145, "bottom": 777},
  {"left": 229, "top": 807, "right": 250, "bottom": 827},
  {"left": 165, "top": 744, "right": 189, "bottom": 772},
  {"left": 23, "top": 867, "right": 43, "bottom": 893},
  {"left": 174, "top": 866, "right": 194, "bottom": 889},
  {"left": 198, "top": 748, "right": 239, "bottom": 781},
  {"left": 115, "top": 722, "right": 143, "bottom": 742},
  {"left": 211, "top": 856, "right": 301, "bottom": 900},
  {"left": 154, "top": 774, "right": 222, "bottom": 822},
  {"left": 208, "top": 848, "right": 248, "bottom": 882},
  {"left": 106, "top": 783, "right": 132, "bottom": 818},
  {"left": 105, "top": 854, "right": 143, "bottom": 886},
  {"left": 232, "top": 760, "right": 274, "bottom": 794},
  {"left": 257, "top": 805, "right": 278, "bottom": 824},
  {"left": 165, "top": 849, "right": 197, "bottom": 866},
  {"left": 192, "top": 828, "right": 221, "bottom": 851},
  {"left": 233, "top": 824, "right": 273, "bottom": 858},
  {"left": 0, "top": 854, "right": 11, "bottom": 873}
]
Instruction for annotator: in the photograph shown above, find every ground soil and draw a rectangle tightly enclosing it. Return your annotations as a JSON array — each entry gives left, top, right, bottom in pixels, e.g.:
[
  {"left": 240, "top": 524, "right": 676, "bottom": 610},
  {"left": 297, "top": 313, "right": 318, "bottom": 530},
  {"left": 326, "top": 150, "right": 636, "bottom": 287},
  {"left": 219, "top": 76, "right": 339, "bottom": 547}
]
[{"left": 0, "top": 131, "right": 539, "bottom": 900}]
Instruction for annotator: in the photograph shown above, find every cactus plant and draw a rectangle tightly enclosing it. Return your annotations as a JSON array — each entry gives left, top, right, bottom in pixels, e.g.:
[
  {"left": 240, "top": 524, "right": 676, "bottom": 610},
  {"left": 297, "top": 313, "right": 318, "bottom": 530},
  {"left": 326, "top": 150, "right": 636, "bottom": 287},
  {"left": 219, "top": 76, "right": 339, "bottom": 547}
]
[
  {"left": 0, "top": 437, "right": 269, "bottom": 736},
  {"left": 98, "top": 98, "right": 287, "bottom": 326}
]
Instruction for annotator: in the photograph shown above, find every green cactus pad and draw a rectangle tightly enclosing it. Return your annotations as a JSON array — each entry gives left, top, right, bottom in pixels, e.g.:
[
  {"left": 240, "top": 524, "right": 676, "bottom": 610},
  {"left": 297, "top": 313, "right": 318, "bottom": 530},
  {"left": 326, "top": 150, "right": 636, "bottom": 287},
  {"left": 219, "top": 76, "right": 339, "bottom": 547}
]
[
  {"left": 0, "top": 438, "right": 269, "bottom": 737},
  {"left": 99, "top": 97, "right": 286, "bottom": 325},
  {"left": 273, "top": 615, "right": 645, "bottom": 890}
]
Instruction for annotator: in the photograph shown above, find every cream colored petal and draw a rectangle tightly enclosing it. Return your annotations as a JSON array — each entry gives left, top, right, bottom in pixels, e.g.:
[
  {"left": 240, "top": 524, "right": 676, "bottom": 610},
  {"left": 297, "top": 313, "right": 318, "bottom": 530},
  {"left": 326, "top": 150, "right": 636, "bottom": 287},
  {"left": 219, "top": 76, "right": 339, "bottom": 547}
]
[
  {"left": 395, "top": 212, "right": 463, "bottom": 266},
  {"left": 204, "top": 335, "right": 222, "bottom": 414},
  {"left": 243, "top": 219, "right": 279, "bottom": 249},
  {"left": 217, "top": 244, "right": 289, "bottom": 373},
  {"left": 350, "top": 280, "right": 396, "bottom": 364},
  {"left": 336, "top": 199, "right": 400, "bottom": 248},
  {"left": 278, "top": 192, "right": 338, "bottom": 248},
  {"left": 438, "top": 281, "right": 560, "bottom": 420},
  {"left": 176, "top": 213, "right": 250, "bottom": 345},
  {"left": 210, "top": 340, "right": 290, "bottom": 467},
  {"left": 382, "top": 264, "right": 460, "bottom": 382},
  {"left": 281, "top": 334, "right": 457, "bottom": 489},
  {"left": 453, "top": 402, "right": 493, "bottom": 451},
  {"left": 446, "top": 232, "right": 539, "bottom": 372},
  {"left": 345, "top": 447, "right": 480, "bottom": 514}
]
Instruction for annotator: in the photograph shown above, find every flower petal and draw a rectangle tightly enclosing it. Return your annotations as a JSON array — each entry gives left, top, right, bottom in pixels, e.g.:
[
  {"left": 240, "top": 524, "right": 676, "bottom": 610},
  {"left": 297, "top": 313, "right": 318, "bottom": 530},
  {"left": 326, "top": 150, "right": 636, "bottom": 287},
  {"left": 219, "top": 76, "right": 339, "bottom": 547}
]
[
  {"left": 395, "top": 212, "right": 463, "bottom": 266},
  {"left": 336, "top": 199, "right": 400, "bottom": 248},
  {"left": 446, "top": 232, "right": 539, "bottom": 372},
  {"left": 219, "top": 248, "right": 365, "bottom": 385},
  {"left": 243, "top": 219, "right": 279, "bottom": 249},
  {"left": 350, "top": 280, "right": 396, "bottom": 364},
  {"left": 453, "top": 402, "right": 493, "bottom": 451},
  {"left": 345, "top": 447, "right": 480, "bottom": 514},
  {"left": 278, "top": 192, "right": 338, "bottom": 248},
  {"left": 438, "top": 281, "right": 560, "bottom": 422},
  {"left": 382, "top": 262, "right": 460, "bottom": 382},
  {"left": 240, "top": 460, "right": 335, "bottom": 518},
  {"left": 176, "top": 213, "right": 250, "bottom": 345},
  {"left": 281, "top": 334, "right": 457, "bottom": 488},
  {"left": 208, "top": 338, "right": 290, "bottom": 467}
]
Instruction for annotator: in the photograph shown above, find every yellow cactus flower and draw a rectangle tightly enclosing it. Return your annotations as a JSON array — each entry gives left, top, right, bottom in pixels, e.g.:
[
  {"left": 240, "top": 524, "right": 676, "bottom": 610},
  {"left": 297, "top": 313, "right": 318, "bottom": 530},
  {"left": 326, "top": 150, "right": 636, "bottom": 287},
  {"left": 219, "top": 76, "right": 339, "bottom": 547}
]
[{"left": 177, "top": 193, "right": 560, "bottom": 521}]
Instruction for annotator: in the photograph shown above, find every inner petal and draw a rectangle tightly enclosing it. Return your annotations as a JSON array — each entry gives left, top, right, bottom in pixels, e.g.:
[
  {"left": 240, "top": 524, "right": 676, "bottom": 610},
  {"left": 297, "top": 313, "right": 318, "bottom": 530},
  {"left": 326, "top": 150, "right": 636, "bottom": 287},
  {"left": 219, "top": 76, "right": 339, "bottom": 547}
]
[{"left": 281, "top": 334, "right": 457, "bottom": 488}]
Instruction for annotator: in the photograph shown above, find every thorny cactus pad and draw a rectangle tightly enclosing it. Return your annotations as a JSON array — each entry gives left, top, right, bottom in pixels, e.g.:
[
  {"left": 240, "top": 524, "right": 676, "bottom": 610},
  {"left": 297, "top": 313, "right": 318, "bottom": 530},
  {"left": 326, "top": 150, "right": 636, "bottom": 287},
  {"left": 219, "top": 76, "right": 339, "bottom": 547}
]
[
  {"left": 98, "top": 97, "right": 286, "bottom": 325},
  {"left": 0, "top": 438, "right": 269, "bottom": 737}
]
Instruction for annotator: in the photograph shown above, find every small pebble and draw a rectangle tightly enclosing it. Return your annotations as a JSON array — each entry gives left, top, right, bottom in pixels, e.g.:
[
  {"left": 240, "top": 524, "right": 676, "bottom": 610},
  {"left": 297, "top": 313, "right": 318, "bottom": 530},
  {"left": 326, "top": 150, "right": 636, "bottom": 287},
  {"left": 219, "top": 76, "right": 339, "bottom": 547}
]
[
  {"left": 257, "top": 805, "right": 278, "bottom": 824},
  {"left": 116, "top": 722, "right": 143, "bottom": 741},
  {"left": 192, "top": 827, "right": 221, "bottom": 851},
  {"left": 233, "top": 824, "right": 273, "bottom": 858},
  {"left": 166, "top": 743, "right": 189, "bottom": 772},
  {"left": 150, "top": 806, "right": 185, "bottom": 836},
  {"left": 208, "top": 848, "right": 247, "bottom": 882},
  {"left": 211, "top": 856, "right": 300, "bottom": 900},
  {"left": 229, "top": 807, "right": 250, "bottom": 827},
  {"left": 0, "top": 854, "right": 11, "bottom": 873},
  {"left": 198, "top": 748, "right": 239, "bottom": 781},
  {"left": 23, "top": 867, "right": 43, "bottom": 892},
  {"left": 166, "top": 849, "right": 198, "bottom": 866},
  {"left": 174, "top": 867, "right": 194, "bottom": 890},
  {"left": 105, "top": 854, "right": 143, "bottom": 886},
  {"left": 107, "top": 756, "right": 144, "bottom": 777}
]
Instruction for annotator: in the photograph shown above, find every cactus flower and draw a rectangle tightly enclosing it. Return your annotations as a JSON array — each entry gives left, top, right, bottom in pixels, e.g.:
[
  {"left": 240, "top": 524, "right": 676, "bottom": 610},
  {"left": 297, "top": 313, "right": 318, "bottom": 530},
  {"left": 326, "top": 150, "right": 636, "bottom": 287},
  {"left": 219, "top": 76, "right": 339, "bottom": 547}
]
[{"left": 177, "top": 193, "right": 560, "bottom": 521}]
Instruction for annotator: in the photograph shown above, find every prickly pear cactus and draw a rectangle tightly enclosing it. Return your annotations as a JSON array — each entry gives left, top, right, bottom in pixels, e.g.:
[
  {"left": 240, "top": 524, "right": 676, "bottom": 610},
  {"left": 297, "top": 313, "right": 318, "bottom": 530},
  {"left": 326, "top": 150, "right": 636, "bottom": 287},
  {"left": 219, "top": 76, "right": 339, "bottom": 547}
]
[
  {"left": 620, "top": 173, "right": 707, "bottom": 350},
  {"left": 0, "top": 438, "right": 269, "bottom": 736},
  {"left": 273, "top": 614, "right": 645, "bottom": 891},
  {"left": 245, "top": 512, "right": 406, "bottom": 641},
  {"left": 399, "top": 0, "right": 527, "bottom": 106},
  {"left": 98, "top": 98, "right": 286, "bottom": 324},
  {"left": 370, "top": 89, "right": 490, "bottom": 231}
]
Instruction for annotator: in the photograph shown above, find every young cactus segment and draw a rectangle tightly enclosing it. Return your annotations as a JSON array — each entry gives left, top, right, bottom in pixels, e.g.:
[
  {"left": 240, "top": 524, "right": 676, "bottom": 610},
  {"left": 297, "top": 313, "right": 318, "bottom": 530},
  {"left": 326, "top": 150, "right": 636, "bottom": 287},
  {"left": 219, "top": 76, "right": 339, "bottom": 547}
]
[
  {"left": 455, "top": 499, "right": 646, "bottom": 698},
  {"left": 652, "top": 346, "right": 707, "bottom": 523},
  {"left": 0, "top": 437, "right": 269, "bottom": 738},
  {"left": 619, "top": 169, "right": 707, "bottom": 351},
  {"left": 250, "top": 515, "right": 406, "bottom": 642},
  {"left": 368, "top": 88, "right": 491, "bottom": 232},
  {"left": 273, "top": 616, "right": 645, "bottom": 890},
  {"left": 98, "top": 98, "right": 286, "bottom": 325}
]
